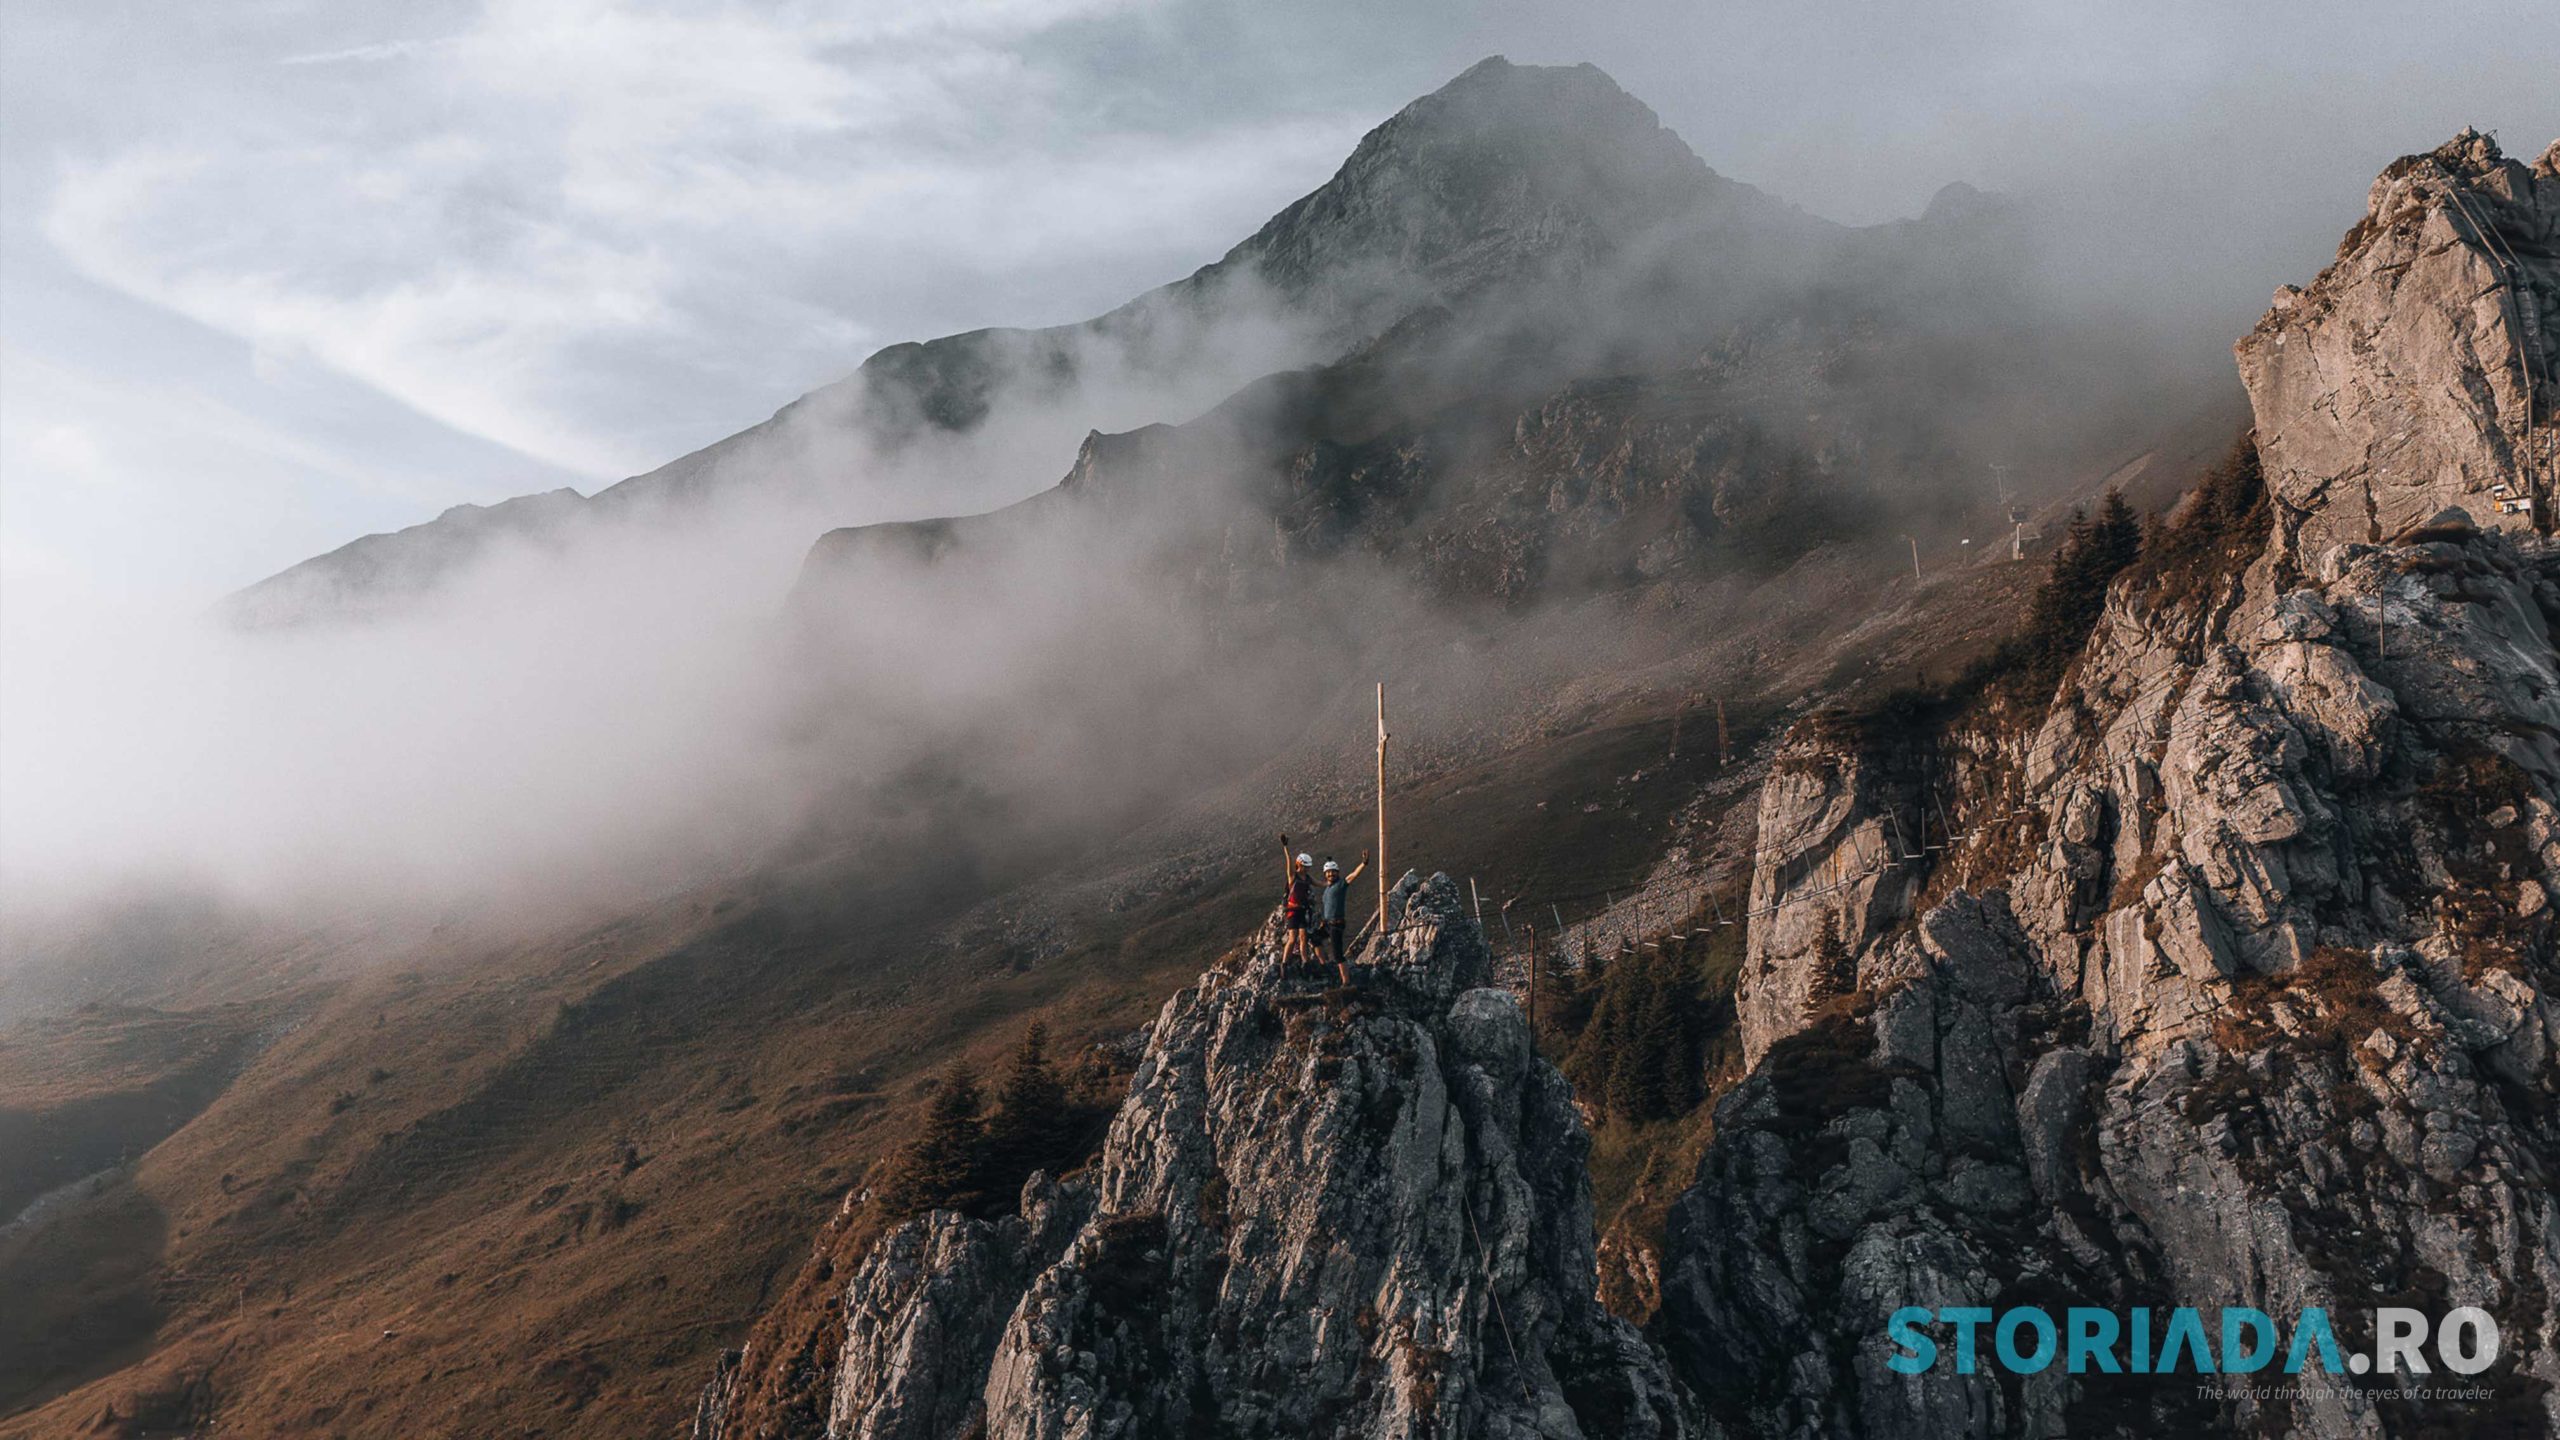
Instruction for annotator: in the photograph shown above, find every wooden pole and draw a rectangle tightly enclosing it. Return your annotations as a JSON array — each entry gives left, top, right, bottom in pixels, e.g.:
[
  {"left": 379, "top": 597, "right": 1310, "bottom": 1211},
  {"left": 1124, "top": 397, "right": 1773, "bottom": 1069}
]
[
  {"left": 1375, "top": 682, "right": 1390, "bottom": 937},
  {"left": 1715, "top": 699, "right": 1730, "bottom": 767},
  {"left": 1908, "top": 535, "right": 1922, "bottom": 582}
]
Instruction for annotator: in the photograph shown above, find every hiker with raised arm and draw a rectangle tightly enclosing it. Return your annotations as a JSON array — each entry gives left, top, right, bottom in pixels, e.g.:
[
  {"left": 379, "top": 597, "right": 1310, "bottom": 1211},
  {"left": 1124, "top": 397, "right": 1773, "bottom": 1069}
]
[
  {"left": 1318, "top": 852, "right": 1369, "bottom": 985},
  {"left": 1277, "top": 836, "right": 1316, "bottom": 973}
]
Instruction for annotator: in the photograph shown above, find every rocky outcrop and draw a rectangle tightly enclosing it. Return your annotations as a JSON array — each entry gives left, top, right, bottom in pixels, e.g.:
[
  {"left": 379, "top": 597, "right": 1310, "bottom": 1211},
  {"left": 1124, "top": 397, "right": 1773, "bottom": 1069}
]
[
  {"left": 2237, "top": 130, "right": 2558, "bottom": 562},
  {"left": 1735, "top": 734, "right": 1929, "bottom": 1068},
  {"left": 1663, "top": 134, "right": 2560, "bottom": 1438},
  {"left": 740, "top": 876, "right": 1693, "bottom": 1440},
  {"left": 822, "top": 1177, "right": 1096, "bottom": 1440}
]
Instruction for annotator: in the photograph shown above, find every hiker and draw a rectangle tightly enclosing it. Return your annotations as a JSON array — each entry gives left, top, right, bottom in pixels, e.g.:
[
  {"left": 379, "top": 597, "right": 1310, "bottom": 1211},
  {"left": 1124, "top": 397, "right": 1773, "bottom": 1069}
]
[
  {"left": 1278, "top": 837, "right": 1316, "bottom": 971},
  {"left": 1317, "top": 852, "right": 1369, "bottom": 984}
]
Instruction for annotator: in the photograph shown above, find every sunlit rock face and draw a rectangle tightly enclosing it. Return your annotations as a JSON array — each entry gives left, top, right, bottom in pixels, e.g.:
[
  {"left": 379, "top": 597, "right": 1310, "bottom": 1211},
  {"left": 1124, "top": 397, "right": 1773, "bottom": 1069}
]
[
  {"left": 1660, "top": 132, "right": 2560, "bottom": 1439},
  {"left": 2237, "top": 131, "right": 2560, "bottom": 562}
]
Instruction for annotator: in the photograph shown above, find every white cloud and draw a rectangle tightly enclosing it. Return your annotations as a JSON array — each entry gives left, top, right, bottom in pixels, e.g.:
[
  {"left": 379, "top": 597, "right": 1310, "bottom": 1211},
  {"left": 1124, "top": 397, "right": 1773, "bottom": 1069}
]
[
  {"left": 48, "top": 143, "right": 682, "bottom": 477},
  {"left": 279, "top": 37, "right": 455, "bottom": 67},
  {"left": 0, "top": 346, "right": 424, "bottom": 601},
  {"left": 33, "top": 0, "right": 1349, "bottom": 490},
  {"left": 22, "top": 420, "right": 103, "bottom": 482}
]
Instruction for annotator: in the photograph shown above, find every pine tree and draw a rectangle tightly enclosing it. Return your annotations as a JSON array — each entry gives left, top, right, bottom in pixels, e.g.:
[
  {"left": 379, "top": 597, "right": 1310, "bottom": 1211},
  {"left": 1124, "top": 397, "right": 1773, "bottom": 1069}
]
[
  {"left": 880, "top": 1065, "right": 985, "bottom": 1218},
  {"left": 1626, "top": 972, "right": 1681, "bottom": 1120},
  {"left": 980, "top": 1021, "right": 1071, "bottom": 1196},
  {"left": 1566, "top": 946, "right": 1710, "bottom": 1124},
  {"left": 1567, "top": 956, "right": 1632, "bottom": 1115},
  {"left": 2130, "top": 438, "right": 2267, "bottom": 612},
  {"left": 1537, "top": 942, "right": 1587, "bottom": 1037},
  {"left": 1579, "top": 945, "right": 1611, "bottom": 996},
  {"left": 2095, "top": 489, "right": 2142, "bottom": 574},
  {"left": 2017, "top": 489, "right": 2144, "bottom": 690}
]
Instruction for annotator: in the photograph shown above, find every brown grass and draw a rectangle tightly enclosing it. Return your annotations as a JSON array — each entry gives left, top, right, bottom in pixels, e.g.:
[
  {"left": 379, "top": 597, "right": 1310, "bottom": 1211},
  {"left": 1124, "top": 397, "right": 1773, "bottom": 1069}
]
[
  {"left": 2415, "top": 748, "right": 2545, "bottom": 981},
  {"left": 2208, "top": 946, "right": 2420, "bottom": 1067}
]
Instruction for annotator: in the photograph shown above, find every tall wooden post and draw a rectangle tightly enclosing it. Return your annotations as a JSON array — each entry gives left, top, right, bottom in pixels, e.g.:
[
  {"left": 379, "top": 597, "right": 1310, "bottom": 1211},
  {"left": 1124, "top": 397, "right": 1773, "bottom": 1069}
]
[
  {"left": 1375, "top": 683, "right": 1390, "bottom": 937},
  {"left": 1715, "top": 699, "right": 1730, "bottom": 768}
]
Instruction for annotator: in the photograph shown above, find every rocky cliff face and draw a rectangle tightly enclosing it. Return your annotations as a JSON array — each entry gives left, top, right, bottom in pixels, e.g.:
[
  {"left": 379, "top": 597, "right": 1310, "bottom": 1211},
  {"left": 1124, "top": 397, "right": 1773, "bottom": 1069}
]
[
  {"left": 2238, "top": 131, "right": 2558, "bottom": 560},
  {"left": 1659, "top": 134, "right": 2560, "bottom": 1438},
  {"left": 709, "top": 876, "right": 1692, "bottom": 1440}
]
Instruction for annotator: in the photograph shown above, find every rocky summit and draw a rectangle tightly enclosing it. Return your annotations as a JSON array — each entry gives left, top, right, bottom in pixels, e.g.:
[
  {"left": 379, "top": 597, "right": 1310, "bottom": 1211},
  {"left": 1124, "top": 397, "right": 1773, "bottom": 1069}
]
[{"left": 698, "top": 875, "right": 1691, "bottom": 1440}]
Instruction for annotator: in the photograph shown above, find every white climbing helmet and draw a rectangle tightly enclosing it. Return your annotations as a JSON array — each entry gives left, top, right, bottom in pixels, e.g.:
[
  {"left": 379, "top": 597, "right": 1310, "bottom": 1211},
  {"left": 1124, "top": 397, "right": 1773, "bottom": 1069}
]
[
  {"left": 1296, "top": 853, "right": 1313, "bottom": 866},
  {"left": 1322, "top": 860, "right": 1339, "bottom": 873}
]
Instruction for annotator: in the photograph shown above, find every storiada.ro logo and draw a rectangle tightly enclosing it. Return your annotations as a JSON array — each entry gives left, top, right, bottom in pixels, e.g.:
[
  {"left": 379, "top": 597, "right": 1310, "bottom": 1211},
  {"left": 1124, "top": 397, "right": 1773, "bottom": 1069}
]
[{"left": 1886, "top": 1306, "right": 2499, "bottom": 1377}]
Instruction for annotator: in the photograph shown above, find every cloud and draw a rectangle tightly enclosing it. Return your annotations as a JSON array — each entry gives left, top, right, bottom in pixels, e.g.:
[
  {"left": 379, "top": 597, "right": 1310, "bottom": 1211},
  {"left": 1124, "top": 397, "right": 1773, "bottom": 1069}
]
[
  {"left": 48, "top": 144, "right": 675, "bottom": 478},
  {"left": 0, "top": 345, "right": 434, "bottom": 607},
  {"left": 32, "top": 0, "right": 1361, "bottom": 493},
  {"left": 278, "top": 37, "right": 455, "bottom": 67}
]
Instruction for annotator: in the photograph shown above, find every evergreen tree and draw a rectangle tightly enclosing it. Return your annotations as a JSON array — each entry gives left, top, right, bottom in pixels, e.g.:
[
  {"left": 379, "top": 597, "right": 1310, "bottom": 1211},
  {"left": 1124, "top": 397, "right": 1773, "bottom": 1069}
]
[
  {"left": 880, "top": 1065, "right": 985, "bottom": 1218},
  {"left": 1624, "top": 973, "right": 1680, "bottom": 1120},
  {"left": 2017, "top": 489, "right": 2144, "bottom": 690},
  {"left": 980, "top": 1021, "right": 1072, "bottom": 1195},
  {"left": 1569, "top": 947, "right": 1708, "bottom": 1124},
  {"left": 2130, "top": 438, "right": 2268, "bottom": 611},
  {"left": 2095, "top": 489, "right": 2142, "bottom": 574},
  {"left": 1536, "top": 941, "right": 1588, "bottom": 1037},
  {"left": 1579, "top": 945, "right": 1611, "bottom": 996}
]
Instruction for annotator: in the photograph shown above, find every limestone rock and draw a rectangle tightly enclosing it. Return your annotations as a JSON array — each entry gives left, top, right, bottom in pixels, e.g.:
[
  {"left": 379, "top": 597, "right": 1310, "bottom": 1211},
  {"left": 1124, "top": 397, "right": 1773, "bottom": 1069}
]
[
  {"left": 775, "top": 877, "right": 1696, "bottom": 1440},
  {"left": 2235, "top": 131, "right": 2559, "bottom": 561},
  {"left": 1663, "top": 134, "right": 2560, "bottom": 1437},
  {"left": 826, "top": 1176, "right": 1095, "bottom": 1440}
]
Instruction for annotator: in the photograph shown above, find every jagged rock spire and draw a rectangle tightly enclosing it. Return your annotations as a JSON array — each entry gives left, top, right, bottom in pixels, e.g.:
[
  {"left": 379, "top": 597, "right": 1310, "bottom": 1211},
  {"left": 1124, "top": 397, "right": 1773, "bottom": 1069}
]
[{"left": 719, "top": 876, "right": 1695, "bottom": 1439}]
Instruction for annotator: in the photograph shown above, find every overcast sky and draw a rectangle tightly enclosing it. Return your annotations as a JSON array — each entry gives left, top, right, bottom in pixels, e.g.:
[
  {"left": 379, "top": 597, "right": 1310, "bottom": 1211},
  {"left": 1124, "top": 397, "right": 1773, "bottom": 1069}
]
[{"left": 2, "top": 0, "right": 2553, "bottom": 610}]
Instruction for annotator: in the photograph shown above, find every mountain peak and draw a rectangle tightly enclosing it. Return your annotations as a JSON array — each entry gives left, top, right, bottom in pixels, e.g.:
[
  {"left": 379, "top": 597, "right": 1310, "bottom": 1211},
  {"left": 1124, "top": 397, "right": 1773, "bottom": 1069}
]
[
  {"left": 1920, "top": 179, "right": 1993, "bottom": 222},
  {"left": 1220, "top": 57, "right": 1744, "bottom": 312},
  {"left": 223, "top": 57, "right": 1810, "bottom": 626},
  {"left": 1411, "top": 53, "right": 1635, "bottom": 110}
]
